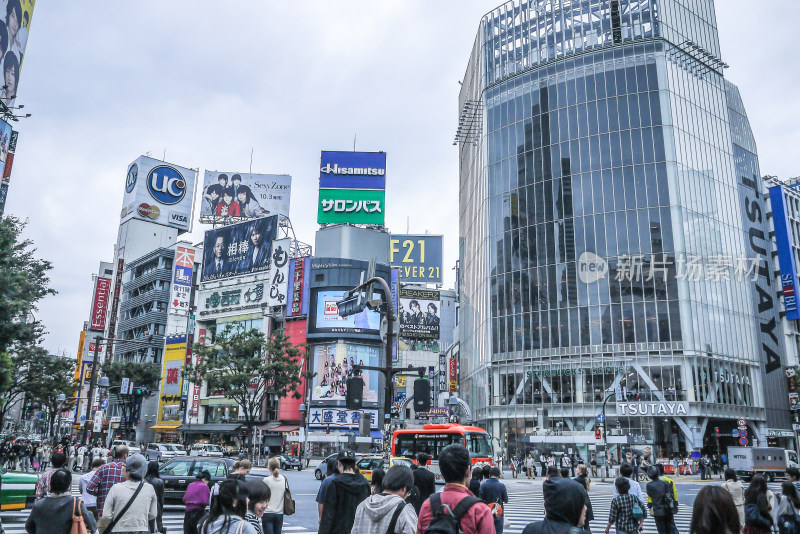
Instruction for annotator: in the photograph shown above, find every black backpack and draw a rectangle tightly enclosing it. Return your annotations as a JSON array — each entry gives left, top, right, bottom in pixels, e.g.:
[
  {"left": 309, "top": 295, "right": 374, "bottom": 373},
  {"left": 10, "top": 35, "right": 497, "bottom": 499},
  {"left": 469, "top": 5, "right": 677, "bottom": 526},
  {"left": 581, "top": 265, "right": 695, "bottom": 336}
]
[{"left": 424, "top": 493, "right": 482, "bottom": 534}]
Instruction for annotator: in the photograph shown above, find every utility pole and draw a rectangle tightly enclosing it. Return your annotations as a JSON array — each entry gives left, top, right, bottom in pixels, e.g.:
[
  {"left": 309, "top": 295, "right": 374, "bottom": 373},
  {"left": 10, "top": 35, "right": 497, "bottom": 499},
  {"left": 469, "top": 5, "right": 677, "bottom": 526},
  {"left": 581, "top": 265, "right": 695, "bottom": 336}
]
[
  {"left": 600, "top": 392, "right": 615, "bottom": 481},
  {"left": 81, "top": 335, "right": 102, "bottom": 446}
]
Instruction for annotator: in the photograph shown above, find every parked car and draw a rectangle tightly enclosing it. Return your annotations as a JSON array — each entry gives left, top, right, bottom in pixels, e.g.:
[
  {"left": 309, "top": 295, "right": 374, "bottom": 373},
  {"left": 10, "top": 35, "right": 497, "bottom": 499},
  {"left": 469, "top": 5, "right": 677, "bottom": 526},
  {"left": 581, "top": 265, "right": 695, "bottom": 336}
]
[
  {"left": 357, "top": 456, "right": 413, "bottom": 483},
  {"left": 272, "top": 454, "right": 302, "bottom": 471},
  {"left": 189, "top": 443, "right": 224, "bottom": 457},
  {"left": 314, "top": 452, "right": 367, "bottom": 480},
  {"left": 0, "top": 470, "right": 38, "bottom": 511},
  {"left": 146, "top": 443, "right": 185, "bottom": 462},
  {"left": 111, "top": 440, "right": 141, "bottom": 456},
  {"left": 159, "top": 456, "right": 262, "bottom": 503}
]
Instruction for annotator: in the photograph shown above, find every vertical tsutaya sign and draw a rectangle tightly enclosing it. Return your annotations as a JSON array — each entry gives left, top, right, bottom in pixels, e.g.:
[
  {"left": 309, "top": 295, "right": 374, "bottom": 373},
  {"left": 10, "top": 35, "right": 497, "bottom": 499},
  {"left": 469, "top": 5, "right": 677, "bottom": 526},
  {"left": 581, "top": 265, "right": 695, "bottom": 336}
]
[
  {"left": 267, "top": 238, "right": 291, "bottom": 307},
  {"left": 769, "top": 185, "right": 800, "bottom": 320},
  {"left": 170, "top": 246, "right": 195, "bottom": 313},
  {"left": 390, "top": 235, "right": 444, "bottom": 284},
  {"left": 318, "top": 150, "right": 386, "bottom": 225},
  {"left": 89, "top": 277, "right": 111, "bottom": 331}
]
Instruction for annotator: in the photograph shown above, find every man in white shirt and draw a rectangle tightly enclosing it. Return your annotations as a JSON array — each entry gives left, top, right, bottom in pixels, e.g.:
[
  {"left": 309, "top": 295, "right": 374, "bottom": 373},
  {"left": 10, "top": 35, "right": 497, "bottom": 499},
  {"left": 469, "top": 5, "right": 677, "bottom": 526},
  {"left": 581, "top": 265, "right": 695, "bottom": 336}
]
[{"left": 612, "top": 463, "right": 644, "bottom": 503}]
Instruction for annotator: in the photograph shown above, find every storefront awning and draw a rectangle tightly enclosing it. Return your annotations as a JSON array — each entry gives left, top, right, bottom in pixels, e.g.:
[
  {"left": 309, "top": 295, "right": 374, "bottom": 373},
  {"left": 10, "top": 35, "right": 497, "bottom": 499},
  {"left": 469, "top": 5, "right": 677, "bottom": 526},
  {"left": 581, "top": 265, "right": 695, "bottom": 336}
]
[
  {"left": 263, "top": 425, "right": 299, "bottom": 433},
  {"left": 150, "top": 424, "right": 181, "bottom": 432},
  {"left": 177, "top": 423, "right": 242, "bottom": 434},
  {"left": 370, "top": 430, "right": 383, "bottom": 440}
]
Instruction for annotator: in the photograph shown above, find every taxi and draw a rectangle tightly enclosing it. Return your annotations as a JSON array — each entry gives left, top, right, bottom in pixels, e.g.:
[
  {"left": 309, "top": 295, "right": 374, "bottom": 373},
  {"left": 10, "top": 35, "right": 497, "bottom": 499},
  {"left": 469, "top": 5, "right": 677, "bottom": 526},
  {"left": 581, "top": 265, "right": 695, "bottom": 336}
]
[
  {"left": 0, "top": 469, "right": 38, "bottom": 511},
  {"left": 356, "top": 456, "right": 414, "bottom": 483}
]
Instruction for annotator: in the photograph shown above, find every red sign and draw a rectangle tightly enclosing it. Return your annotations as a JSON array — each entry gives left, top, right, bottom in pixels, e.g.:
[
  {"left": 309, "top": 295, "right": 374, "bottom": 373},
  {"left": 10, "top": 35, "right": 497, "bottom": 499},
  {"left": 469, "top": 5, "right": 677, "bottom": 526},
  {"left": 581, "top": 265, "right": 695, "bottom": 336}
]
[
  {"left": 449, "top": 357, "right": 458, "bottom": 393},
  {"left": 324, "top": 300, "right": 338, "bottom": 315},
  {"left": 106, "top": 257, "right": 125, "bottom": 347},
  {"left": 176, "top": 246, "right": 194, "bottom": 268},
  {"left": 87, "top": 343, "right": 104, "bottom": 353},
  {"left": 2, "top": 152, "right": 13, "bottom": 180},
  {"left": 166, "top": 368, "right": 180, "bottom": 384},
  {"left": 290, "top": 257, "right": 306, "bottom": 317},
  {"left": 89, "top": 277, "right": 112, "bottom": 331}
]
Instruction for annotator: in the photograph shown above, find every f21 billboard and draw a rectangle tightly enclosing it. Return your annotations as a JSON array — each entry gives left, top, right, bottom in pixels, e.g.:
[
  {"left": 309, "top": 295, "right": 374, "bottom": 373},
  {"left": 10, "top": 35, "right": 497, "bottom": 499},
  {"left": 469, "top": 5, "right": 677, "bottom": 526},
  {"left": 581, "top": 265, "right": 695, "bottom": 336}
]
[
  {"left": 201, "top": 216, "right": 278, "bottom": 282},
  {"left": 120, "top": 156, "right": 198, "bottom": 233},
  {"left": 390, "top": 234, "right": 443, "bottom": 284}
]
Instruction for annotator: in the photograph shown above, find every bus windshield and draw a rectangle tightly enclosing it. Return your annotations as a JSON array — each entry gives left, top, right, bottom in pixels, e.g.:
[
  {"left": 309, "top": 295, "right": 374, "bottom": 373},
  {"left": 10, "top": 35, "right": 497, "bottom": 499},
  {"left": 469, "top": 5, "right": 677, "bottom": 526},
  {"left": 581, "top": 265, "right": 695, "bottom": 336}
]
[
  {"left": 465, "top": 433, "right": 493, "bottom": 459},
  {"left": 395, "top": 432, "right": 464, "bottom": 459}
]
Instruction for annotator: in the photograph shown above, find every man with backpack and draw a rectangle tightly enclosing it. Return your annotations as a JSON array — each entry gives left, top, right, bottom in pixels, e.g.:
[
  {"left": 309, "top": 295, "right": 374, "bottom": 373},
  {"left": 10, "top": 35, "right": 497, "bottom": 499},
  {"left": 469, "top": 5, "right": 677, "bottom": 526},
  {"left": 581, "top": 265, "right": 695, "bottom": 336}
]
[
  {"left": 319, "top": 450, "right": 370, "bottom": 534},
  {"left": 416, "top": 444, "right": 494, "bottom": 534},
  {"left": 479, "top": 466, "right": 508, "bottom": 534},
  {"left": 645, "top": 466, "right": 677, "bottom": 534},
  {"left": 351, "top": 465, "right": 419, "bottom": 534}
]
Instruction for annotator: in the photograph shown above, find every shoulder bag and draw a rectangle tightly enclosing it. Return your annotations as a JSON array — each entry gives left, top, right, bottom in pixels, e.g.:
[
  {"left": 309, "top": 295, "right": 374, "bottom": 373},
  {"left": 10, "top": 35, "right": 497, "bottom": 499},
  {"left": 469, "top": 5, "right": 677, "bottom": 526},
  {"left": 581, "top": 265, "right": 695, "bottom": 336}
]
[
  {"left": 71, "top": 497, "right": 89, "bottom": 534},
  {"left": 385, "top": 501, "right": 406, "bottom": 534},
  {"left": 283, "top": 477, "right": 296, "bottom": 516},
  {"left": 102, "top": 481, "right": 145, "bottom": 534}
]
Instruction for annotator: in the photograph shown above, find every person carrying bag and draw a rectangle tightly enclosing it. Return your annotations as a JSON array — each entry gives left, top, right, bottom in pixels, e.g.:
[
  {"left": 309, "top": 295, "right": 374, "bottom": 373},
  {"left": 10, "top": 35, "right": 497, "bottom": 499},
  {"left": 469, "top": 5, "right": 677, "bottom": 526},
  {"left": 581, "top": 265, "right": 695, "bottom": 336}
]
[{"left": 97, "top": 454, "right": 157, "bottom": 534}]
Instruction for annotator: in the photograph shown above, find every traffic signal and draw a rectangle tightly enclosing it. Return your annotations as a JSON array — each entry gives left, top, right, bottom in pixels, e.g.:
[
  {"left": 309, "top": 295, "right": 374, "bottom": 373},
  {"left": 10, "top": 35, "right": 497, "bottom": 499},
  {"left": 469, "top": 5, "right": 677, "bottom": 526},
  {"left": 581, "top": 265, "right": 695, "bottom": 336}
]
[
  {"left": 595, "top": 428, "right": 602, "bottom": 440},
  {"left": 133, "top": 386, "right": 150, "bottom": 398},
  {"left": 346, "top": 377, "right": 364, "bottom": 410},
  {"left": 715, "top": 427, "right": 721, "bottom": 437},
  {"left": 414, "top": 379, "right": 431, "bottom": 412}
]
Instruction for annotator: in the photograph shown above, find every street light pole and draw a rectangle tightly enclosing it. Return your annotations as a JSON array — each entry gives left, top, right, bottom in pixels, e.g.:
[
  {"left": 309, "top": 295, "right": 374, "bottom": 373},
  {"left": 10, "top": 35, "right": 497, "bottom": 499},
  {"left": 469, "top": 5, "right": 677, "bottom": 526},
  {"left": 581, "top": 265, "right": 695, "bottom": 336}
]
[
  {"left": 81, "top": 335, "right": 102, "bottom": 446},
  {"left": 600, "top": 392, "right": 615, "bottom": 482}
]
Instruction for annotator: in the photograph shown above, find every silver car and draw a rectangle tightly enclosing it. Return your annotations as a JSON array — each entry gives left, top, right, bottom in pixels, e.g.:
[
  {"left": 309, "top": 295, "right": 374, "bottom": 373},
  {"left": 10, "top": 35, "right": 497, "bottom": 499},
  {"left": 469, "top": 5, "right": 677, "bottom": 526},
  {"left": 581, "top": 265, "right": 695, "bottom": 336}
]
[{"left": 146, "top": 443, "right": 185, "bottom": 462}]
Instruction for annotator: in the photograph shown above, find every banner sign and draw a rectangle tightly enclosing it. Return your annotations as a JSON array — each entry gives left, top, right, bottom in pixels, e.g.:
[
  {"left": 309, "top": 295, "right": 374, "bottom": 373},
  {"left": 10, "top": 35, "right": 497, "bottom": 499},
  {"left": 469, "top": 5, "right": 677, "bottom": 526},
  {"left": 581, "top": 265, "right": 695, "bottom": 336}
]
[
  {"left": 197, "top": 281, "right": 266, "bottom": 319},
  {"left": 449, "top": 357, "right": 457, "bottom": 392},
  {"left": 319, "top": 151, "right": 386, "bottom": 190},
  {"left": 266, "top": 238, "right": 291, "bottom": 307},
  {"left": 200, "top": 171, "right": 291, "bottom": 220},
  {"left": 390, "top": 235, "right": 443, "bottom": 284},
  {"left": 616, "top": 402, "right": 689, "bottom": 417},
  {"left": 287, "top": 256, "right": 310, "bottom": 317},
  {"left": 399, "top": 288, "right": 440, "bottom": 340},
  {"left": 170, "top": 246, "right": 195, "bottom": 313},
  {"left": 308, "top": 407, "right": 378, "bottom": 429},
  {"left": 106, "top": 257, "right": 124, "bottom": 348},
  {"left": 158, "top": 336, "right": 186, "bottom": 424},
  {"left": 312, "top": 289, "right": 382, "bottom": 335},
  {"left": 89, "top": 277, "right": 111, "bottom": 331},
  {"left": 120, "top": 156, "right": 198, "bottom": 233},
  {"left": 201, "top": 216, "right": 278, "bottom": 281},
  {"left": 0, "top": 0, "right": 36, "bottom": 107},
  {"left": 769, "top": 185, "right": 800, "bottom": 319},
  {"left": 318, "top": 188, "right": 385, "bottom": 225},
  {"left": 311, "top": 342, "right": 379, "bottom": 402}
]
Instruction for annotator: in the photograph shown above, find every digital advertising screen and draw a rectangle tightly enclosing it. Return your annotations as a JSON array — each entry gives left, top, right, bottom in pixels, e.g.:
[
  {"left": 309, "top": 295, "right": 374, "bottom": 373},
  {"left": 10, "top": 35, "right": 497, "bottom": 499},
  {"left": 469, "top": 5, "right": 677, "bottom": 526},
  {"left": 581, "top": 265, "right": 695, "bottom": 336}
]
[{"left": 311, "top": 288, "right": 382, "bottom": 335}]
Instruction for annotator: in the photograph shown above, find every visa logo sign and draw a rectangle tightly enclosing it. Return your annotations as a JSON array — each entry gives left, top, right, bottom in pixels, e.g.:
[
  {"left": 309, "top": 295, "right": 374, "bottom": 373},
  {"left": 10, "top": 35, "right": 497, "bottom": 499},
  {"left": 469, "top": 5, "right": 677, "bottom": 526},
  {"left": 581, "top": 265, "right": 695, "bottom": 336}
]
[{"left": 169, "top": 211, "right": 189, "bottom": 226}]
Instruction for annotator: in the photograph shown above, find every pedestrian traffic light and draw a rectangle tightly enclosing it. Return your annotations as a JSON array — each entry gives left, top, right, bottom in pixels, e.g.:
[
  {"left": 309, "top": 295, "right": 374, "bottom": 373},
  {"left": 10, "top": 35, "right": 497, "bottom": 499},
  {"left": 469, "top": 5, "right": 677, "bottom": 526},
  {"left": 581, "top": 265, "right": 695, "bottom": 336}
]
[
  {"left": 346, "top": 377, "right": 364, "bottom": 410},
  {"left": 133, "top": 386, "right": 150, "bottom": 398},
  {"left": 715, "top": 427, "right": 721, "bottom": 437},
  {"left": 595, "top": 429, "right": 602, "bottom": 440},
  {"left": 414, "top": 379, "right": 431, "bottom": 413}
]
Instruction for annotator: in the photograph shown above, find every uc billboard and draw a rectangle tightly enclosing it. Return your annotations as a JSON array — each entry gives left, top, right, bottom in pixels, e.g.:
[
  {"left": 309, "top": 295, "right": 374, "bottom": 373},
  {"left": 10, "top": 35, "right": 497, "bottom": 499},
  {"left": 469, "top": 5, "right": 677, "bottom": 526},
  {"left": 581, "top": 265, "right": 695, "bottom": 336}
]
[
  {"left": 317, "top": 151, "right": 386, "bottom": 226},
  {"left": 120, "top": 156, "right": 198, "bottom": 233}
]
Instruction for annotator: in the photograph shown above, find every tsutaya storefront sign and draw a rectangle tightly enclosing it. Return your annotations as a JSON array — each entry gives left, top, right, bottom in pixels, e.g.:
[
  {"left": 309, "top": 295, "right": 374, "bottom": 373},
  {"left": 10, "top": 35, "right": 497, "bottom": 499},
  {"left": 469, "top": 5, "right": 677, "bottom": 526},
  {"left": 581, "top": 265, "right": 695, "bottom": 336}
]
[{"left": 617, "top": 401, "right": 689, "bottom": 417}]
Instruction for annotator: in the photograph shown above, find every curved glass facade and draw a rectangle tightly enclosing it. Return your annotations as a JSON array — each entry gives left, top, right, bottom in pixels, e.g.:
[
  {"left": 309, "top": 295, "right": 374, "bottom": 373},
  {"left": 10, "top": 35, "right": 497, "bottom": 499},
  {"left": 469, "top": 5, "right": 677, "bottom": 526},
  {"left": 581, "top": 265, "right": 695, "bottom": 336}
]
[{"left": 458, "top": 0, "right": 783, "bottom": 459}]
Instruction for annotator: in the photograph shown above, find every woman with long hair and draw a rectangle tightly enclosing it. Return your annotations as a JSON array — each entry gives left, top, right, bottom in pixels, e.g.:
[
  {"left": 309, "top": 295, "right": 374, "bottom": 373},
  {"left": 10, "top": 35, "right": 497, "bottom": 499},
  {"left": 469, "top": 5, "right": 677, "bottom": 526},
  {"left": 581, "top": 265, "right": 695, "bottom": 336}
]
[
  {"left": 690, "top": 485, "right": 740, "bottom": 534},
  {"left": 201, "top": 478, "right": 257, "bottom": 534},
  {"left": 743, "top": 474, "right": 773, "bottom": 534},
  {"left": 777, "top": 481, "right": 800, "bottom": 534},
  {"left": 722, "top": 468, "right": 745, "bottom": 528},
  {"left": 145, "top": 460, "right": 165, "bottom": 534},
  {"left": 236, "top": 186, "right": 268, "bottom": 218}
]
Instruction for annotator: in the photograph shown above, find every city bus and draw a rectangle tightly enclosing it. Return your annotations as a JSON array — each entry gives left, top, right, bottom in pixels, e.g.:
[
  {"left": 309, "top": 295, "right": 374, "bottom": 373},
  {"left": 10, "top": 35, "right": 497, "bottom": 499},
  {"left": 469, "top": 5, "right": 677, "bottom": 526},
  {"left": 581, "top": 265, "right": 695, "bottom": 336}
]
[{"left": 391, "top": 423, "right": 494, "bottom": 483}]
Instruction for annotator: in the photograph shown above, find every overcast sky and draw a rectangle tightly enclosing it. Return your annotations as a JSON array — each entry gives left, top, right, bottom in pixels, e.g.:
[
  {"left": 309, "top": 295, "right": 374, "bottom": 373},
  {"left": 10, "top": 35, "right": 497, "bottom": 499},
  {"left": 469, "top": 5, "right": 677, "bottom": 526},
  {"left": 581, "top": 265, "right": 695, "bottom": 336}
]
[{"left": 6, "top": 2, "right": 799, "bottom": 358}]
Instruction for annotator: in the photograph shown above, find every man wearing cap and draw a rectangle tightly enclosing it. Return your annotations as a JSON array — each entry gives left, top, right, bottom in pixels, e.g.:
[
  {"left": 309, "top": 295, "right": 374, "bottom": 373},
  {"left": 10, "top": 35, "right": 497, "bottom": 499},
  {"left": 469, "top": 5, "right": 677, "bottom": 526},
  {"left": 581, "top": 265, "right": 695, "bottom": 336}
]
[
  {"left": 319, "top": 450, "right": 370, "bottom": 534},
  {"left": 87, "top": 444, "right": 129, "bottom": 515},
  {"left": 97, "top": 453, "right": 157, "bottom": 534},
  {"left": 522, "top": 477, "right": 589, "bottom": 534}
]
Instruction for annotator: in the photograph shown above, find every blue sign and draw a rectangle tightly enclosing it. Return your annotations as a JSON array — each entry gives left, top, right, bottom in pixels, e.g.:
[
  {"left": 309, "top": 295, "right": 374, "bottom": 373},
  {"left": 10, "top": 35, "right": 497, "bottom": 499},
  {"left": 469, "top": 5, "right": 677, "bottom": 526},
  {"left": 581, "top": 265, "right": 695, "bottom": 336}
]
[
  {"left": 390, "top": 234, "right": 444, "bottom": 284},
  {"left": 769, "top": 185, "right": 800, "bottom": 319},
  {"left": 126, "top": 163, "right": 138, "bottom": 193},
  {"left": 596, "top": 414, "right": 605, "bottom": 423},
  {"left": 320, "top": 151, "right": 386, "bottom": 190},
  {"left": 739, "top": 429, "right": 747, "bottom": 437},
  {"left": 731, "top": 429, "right": 739, "bottom": 437},
  {"left": 739, "top": 437, "right": 749, "bottom": 446},
  {"left": 147, "top": 165, "right": 187, "bottom": 205}
]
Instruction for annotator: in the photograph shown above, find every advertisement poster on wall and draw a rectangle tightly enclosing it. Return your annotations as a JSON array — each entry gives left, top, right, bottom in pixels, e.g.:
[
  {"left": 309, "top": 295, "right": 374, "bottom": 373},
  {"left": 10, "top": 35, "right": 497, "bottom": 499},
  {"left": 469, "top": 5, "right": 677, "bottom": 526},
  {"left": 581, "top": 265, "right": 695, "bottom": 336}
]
[
  {"left": 89, "top": 277, "right": 111, "bottom": 331},
  {"left": 311, "top": 342, "right": 379, "bottom": 402},
  {"left": 399, "top": 288, "right": 440, "bottom": 339},
  {"left": 201, "top": 216, "right": 278, "bottom": 282},
  {"left": 120, "top": 156, "right": 198, "bottom": 233},
  {"left": 390, "top": 235, "right": 444, "bottom": 284},
  {"left": 200, "top": 171, "right": 291, "bottom": 220},
  {"left": 0, "top": 0, "right": 36, "bottom": 107},
  {"left": 311, "top": 289, "right": 382, "bottom": 335},
  {"left": 158, "top": 336, "right": 186, "bottom": 424},
  {"left": 170, "top": 246, "right": 194, "bottom": 313}
]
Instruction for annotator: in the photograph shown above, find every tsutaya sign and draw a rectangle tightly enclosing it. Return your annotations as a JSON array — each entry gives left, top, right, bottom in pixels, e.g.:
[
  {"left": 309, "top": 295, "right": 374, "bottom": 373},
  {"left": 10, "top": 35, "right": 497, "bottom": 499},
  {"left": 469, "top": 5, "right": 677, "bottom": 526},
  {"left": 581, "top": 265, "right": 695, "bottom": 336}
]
[{"left": 617, "top": 401, "right": 689, "bottom": 417}]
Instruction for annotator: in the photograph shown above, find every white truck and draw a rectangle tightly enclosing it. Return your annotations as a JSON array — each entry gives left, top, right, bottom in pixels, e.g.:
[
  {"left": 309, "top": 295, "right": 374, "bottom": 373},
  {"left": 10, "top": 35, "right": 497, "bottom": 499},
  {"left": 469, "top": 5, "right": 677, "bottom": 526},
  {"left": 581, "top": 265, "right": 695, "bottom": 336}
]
[{"left": 728, "top": 446, "right": 800, "bottom": 481}]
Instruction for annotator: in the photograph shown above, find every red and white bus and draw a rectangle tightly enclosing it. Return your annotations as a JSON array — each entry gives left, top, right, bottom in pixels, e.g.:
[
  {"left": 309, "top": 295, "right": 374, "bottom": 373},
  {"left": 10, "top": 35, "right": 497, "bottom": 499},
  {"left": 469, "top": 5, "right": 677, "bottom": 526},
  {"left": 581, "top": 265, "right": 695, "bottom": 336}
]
[{"left": 392, "top": 423, "right": 494, "bottom": 483}]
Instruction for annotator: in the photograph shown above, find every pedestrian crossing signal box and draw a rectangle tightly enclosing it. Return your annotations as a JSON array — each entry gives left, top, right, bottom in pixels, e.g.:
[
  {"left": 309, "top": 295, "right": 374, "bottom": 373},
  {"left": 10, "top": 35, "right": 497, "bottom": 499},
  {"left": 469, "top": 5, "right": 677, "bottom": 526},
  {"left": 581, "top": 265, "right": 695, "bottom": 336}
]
[{"left": 595, "top": 429, "right": 602, "bottom": 440}]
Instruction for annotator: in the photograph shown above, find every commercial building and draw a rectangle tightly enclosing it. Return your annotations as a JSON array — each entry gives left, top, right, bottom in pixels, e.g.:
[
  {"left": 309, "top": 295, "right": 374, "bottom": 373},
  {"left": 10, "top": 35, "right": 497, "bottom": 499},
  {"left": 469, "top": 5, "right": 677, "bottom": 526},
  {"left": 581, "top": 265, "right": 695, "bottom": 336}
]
[{"left": 456, "top": 0, "right": 789, "bottom": 460}]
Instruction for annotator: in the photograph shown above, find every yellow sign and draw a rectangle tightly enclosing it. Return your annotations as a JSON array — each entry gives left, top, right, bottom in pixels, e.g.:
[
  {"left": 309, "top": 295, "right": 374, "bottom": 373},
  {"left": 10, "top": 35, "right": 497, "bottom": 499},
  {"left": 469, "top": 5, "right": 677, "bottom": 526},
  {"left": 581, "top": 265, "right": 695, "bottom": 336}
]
[
  {"left": 395, "top": 376, "right": 406, "bottom": 387},
  {"left": 157, "top": 341, "right": 186, "bottom": 426}
]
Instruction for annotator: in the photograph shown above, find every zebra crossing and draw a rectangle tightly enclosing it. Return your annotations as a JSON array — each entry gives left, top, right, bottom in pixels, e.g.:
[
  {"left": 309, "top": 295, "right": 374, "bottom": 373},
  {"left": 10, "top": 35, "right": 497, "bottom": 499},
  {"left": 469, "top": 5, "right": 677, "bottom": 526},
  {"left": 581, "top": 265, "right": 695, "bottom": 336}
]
[
  {"left": 502, "top": 482, "right": 693, "bottom": 534},
  {"left": 0, "top": 481, "right": 319, "bottom": 534}
]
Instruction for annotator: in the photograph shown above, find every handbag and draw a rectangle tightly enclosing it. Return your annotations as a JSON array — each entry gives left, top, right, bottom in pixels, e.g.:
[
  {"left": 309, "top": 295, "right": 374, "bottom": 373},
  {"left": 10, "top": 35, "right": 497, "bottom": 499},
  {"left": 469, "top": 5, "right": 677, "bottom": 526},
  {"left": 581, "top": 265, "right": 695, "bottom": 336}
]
[
  {"left": 283, "top": 477, "right": 296, "bottom": 516},
  {"left": 101, "top": 481, "right": 145, "bottom": 534},
  {"left": 71, "top": 497, "right": 89, "bottom": 534},
  {"left": 745, "top": 503, "right": 772, "bottom": 529},
  {"left": 631, "top": 497, "right": 645, "bottom": 521}
]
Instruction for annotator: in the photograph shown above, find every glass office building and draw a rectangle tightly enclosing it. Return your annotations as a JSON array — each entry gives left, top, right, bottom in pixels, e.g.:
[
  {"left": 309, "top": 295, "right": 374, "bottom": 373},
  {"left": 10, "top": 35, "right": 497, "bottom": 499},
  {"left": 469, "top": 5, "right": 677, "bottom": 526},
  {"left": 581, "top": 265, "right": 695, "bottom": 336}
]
[{"left": 457, "top": 0, "right": 791, "bottom": 460}]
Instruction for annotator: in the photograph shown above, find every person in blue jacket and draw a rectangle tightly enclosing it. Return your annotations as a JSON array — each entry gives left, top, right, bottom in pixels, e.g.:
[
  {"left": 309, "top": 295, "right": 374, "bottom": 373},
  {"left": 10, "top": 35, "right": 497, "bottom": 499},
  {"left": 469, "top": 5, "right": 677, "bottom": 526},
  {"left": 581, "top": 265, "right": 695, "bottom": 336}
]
[{"left": 479, "top": 466, "right": 509, "bottom": 534}]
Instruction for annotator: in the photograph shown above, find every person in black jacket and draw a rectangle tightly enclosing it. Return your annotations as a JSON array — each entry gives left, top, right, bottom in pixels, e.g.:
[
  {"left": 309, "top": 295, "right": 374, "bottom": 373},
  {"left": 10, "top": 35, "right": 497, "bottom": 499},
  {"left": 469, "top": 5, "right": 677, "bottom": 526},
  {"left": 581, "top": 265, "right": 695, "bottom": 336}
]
[
  {"left": 469, "top": 465, "right": 483, "bottom": 495},
  {"left": 412, "top": 453, "right": 436, "bottom": 514},
  {"left": 480, "top": 467, "right": 509, "bottom": 534},
  {"left": 319, "top": 450, "right": 370, "bottom": 534},
  {"left": 522, "top": 477, "right": 588, "bottom": 534},
  {"left": 145, "top": 461, "right": 165, "bottom": 534},
  {"left": 645, "top": 466, "right": 675, "bottom": 534}
]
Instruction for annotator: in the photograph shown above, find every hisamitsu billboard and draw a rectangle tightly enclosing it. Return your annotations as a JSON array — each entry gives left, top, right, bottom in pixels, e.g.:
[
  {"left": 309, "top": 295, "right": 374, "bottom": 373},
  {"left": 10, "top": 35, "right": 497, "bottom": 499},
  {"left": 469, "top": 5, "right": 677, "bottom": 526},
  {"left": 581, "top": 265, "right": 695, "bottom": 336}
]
[
  {"left": 390, "top": 235, "right": 443, "bottom": 284},
  {"left": 318, "top": 188, "right": 384, "bottom": 225},
  {"left": 320, "top": 151, "right": 386, "bottom": 190}
]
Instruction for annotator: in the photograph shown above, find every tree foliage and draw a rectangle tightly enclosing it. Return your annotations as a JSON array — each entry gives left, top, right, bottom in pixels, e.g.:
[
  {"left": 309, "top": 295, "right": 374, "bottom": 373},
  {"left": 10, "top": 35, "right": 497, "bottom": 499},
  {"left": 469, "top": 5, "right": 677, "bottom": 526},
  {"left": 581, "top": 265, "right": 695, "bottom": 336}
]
[
  {"left": 101, "top": 360, "right": 161, "bottom": 439},
  {"left": 0, "top": 217, "right": 56, "bottom": 357},
  {"left": 185, "top": 325, "right": 306, "bottom": 442}
]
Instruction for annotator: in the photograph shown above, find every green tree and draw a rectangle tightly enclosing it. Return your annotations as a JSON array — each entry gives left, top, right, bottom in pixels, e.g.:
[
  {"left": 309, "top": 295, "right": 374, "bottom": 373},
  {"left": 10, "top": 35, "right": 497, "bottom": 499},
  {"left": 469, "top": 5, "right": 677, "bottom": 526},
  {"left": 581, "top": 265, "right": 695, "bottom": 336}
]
[
  {"left": 0, "top": 345, "right": 60, "bottom": 429},
  {"left": 185, "top": 325, "right": 305, "bottom": 449},
  {"left": 24, "top": 350, "right": 78, "bottom": 439},
  {"left": 101, "top": 360, "right": 160, "bottom": 440},
  {"left": 0, "top": 217, "right": 56, "bottom": 358}
]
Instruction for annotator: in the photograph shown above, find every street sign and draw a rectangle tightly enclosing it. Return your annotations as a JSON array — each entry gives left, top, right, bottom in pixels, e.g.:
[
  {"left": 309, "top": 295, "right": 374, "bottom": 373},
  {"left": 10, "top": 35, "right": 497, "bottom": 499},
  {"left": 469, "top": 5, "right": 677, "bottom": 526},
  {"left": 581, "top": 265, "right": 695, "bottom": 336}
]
[
  {"left": 737, "top": 418, "right": 747, "bottom": 427},
  {"left": 739, "top": 429, "right": 747, "bottom": 437},
  {"left": 739, "top": 437, "right": 749, "bottom": 446},
  {"left": 596, "top": 414, "right": 605, "bottom": 423},
  {"left": 731, "top": 429, "right": 739, "bottom": 437},
  {"left": 121, "top": 377, "right": 130, "bottom": 395}
]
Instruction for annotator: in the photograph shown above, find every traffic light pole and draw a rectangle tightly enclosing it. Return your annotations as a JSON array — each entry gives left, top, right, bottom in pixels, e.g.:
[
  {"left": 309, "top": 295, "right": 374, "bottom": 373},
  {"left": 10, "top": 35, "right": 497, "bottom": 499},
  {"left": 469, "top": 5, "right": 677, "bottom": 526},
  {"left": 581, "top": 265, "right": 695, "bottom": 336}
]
[
  {"left": 600, "top": 392, "right": 614, "bottom": 482},
  {"left": 81, "top": 335, "right": 103, "bottom": 446}
]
